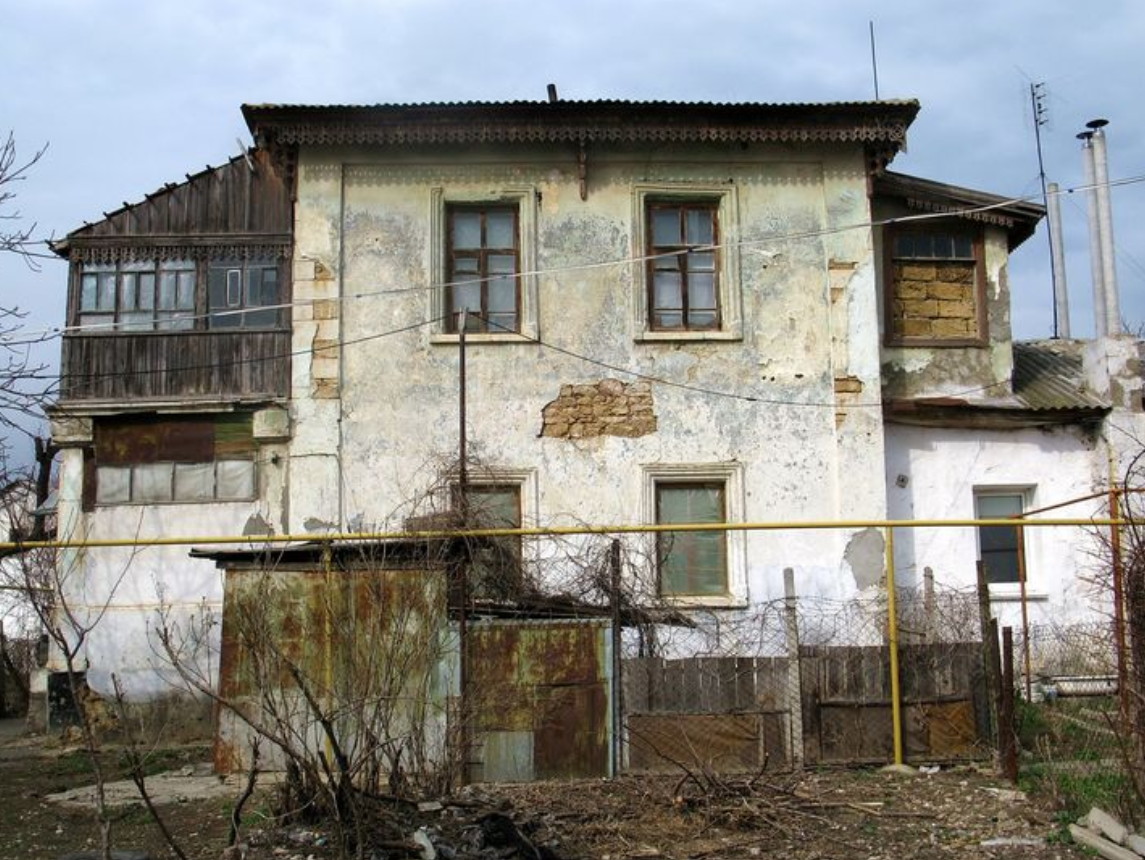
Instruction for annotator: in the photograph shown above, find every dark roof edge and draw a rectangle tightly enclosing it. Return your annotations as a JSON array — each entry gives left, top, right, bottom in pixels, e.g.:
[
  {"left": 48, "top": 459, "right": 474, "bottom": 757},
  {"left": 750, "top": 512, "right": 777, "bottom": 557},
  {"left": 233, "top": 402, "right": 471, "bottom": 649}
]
[
  {"left": 874, "top": 171, "right": 1044, "bottom": 249},
  {"left": 241, "top": 99, "right": 920, "bottom": 151}
]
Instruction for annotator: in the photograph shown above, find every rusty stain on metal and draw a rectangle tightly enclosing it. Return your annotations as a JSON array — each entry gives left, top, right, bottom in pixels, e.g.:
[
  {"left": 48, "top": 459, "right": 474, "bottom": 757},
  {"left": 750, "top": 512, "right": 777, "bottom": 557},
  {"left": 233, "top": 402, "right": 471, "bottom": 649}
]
[{"left": 468, "top": 620, "right": 610, "bottom": 781}]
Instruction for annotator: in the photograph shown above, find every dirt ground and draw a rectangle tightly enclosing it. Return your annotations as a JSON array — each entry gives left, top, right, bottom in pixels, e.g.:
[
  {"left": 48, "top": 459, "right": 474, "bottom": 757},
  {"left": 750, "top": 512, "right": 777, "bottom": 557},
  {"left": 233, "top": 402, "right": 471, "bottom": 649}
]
[{"left": 0, "top": 718, "right": 1092, "bottom": 860}]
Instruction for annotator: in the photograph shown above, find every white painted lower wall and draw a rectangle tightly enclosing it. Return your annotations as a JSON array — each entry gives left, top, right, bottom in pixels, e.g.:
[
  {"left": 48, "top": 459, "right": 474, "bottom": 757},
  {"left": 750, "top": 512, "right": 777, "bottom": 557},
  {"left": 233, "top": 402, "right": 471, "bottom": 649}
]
[{"left": 884, "top": 422, "right": 1111, "bottom": 632}]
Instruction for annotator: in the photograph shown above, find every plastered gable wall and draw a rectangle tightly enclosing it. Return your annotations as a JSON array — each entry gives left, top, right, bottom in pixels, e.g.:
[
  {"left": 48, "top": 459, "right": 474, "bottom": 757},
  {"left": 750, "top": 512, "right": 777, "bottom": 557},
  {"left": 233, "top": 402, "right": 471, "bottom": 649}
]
[{"left": 290, "top": 141, "right": 890, "bottom": 604}]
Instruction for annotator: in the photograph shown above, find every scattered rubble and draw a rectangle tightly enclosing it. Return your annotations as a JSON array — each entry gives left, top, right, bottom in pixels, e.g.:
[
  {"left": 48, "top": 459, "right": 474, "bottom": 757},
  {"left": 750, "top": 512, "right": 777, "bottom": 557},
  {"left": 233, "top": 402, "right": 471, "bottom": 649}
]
[{"left": 1068, "top": 807, "right": 1145, "bottom": 860}]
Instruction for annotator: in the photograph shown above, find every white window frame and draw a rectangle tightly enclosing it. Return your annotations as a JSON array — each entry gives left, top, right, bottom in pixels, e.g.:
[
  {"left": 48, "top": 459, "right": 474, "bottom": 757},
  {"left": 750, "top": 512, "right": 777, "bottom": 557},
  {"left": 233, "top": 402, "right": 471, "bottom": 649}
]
[
  {"left": 428, "top": 186, "right": 539, "bottom": 343},
  {"left": 631, "top": 183, "right": 743, "bottom": 342},
  {"left": 642, "top": 462, "right": 747, "bottom": 607},
  {"left": 973, "top": 485, "right": 1040, "bottom": 601}
]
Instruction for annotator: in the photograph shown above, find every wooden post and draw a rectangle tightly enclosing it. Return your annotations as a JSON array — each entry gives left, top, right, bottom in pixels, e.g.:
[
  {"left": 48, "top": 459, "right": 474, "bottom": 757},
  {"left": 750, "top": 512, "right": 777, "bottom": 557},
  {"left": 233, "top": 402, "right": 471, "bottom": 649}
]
[
  {"left": 610, "top": 539, "right": 623, "bottom": 777},
  {"left": 1000, "top": 626, "right": 1019, "bottom": 783},
  {"left": 783, "top": 568, "right": 804, "bottom": 768},
  {"left": 976, "top": 560, "right": 1001, "bottom": 742},
  {"left": 923, "top": 566, "right": 935, "bottom": 642}
]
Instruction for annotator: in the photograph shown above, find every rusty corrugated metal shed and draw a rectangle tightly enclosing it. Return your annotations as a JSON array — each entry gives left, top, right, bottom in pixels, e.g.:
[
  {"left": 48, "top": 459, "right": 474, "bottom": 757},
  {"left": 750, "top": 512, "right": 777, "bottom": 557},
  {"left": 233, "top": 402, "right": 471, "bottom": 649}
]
[{"left": 1013, "top": 340, "right": 1109, "bottom": 411}]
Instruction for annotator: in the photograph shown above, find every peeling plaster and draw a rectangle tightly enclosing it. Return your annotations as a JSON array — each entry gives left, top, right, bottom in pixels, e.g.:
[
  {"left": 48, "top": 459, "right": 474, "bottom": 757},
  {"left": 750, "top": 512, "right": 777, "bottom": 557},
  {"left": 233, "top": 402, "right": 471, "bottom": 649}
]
[{"left": 844, "top": 528, "right": 886, "bottom": 590}]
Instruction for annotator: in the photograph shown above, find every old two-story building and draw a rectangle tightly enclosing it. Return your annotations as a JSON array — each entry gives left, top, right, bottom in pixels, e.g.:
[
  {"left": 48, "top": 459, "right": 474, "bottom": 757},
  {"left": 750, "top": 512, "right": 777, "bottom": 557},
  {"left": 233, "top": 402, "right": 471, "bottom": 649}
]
[{"left": 41, "top": 99, "right": 1139, "bottom": 738}]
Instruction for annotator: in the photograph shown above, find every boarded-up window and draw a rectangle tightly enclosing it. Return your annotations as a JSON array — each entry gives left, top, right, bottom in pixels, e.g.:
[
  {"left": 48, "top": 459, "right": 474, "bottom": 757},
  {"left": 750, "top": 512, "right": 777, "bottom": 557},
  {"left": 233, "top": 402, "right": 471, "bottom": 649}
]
[
  {"left": 93, "top": 414, "right": 255, "bottom": 505},
  {"left": 886, "top": 228, "right": 983, "bottom": 344},
  {"left": 656, "top": 482, "right": 727, "bottom": 597}
]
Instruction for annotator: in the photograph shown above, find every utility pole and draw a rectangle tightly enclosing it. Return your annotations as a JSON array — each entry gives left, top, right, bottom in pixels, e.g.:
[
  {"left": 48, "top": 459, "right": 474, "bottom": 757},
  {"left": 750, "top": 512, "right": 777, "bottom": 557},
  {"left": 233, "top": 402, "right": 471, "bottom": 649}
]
[{"left": 1029, "top": 83, "right": 1065, "bottom": 338}]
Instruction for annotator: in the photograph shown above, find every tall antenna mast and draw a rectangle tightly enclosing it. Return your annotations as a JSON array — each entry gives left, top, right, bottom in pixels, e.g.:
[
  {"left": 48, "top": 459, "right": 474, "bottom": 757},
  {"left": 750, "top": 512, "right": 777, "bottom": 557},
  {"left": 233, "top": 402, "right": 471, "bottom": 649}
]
[
  {"left": 869, "top": 21, "right": 880, "bottom": 100},
  {"left": 1029, "top": 82, "right": 1063, "bottom": 337}
]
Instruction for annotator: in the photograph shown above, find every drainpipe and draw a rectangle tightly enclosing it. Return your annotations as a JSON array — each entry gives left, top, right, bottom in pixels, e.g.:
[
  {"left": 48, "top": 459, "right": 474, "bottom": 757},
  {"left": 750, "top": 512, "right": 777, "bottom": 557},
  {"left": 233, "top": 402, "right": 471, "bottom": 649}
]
[
  {"left": 1089, "top": 120, "right": 1121, "bottom": 336},
  {"left": 1078, "top": 132, "right": 1107, "bottom": 337},
  {"left": 1047, "top": 182, "right": 1071, "bottom": 339}
]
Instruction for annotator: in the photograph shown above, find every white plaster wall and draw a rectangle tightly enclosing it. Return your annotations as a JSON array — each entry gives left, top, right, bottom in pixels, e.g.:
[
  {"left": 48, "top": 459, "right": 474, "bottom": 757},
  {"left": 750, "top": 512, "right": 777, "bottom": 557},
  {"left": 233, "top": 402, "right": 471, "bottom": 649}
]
[
  {"left": 56, "top": 501, "right": 260, "bottom": 700},
  {"left": 291, "top": 141, "right": 890, "bottom": 607},
  {"left": 884, "top": 423, "right": 1108, "bottom": 630}
]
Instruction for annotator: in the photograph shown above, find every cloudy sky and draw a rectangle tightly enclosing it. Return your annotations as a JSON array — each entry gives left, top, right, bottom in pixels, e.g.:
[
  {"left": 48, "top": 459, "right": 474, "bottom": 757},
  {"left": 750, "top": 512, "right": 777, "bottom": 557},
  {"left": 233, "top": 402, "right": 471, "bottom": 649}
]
[{"left": 1, "top": 0, "right": 1142, "bottom": 445}]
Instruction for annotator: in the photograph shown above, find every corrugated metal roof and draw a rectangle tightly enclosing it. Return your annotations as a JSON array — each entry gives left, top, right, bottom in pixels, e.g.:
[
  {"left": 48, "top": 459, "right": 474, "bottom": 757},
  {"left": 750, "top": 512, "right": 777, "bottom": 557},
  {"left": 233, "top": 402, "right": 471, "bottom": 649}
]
[
  {"left": 241, "top": 99, "right": 920, "bottom": 151},
  {"left": 1013, "top": 340, "right": 1108, "bottom": 411}
]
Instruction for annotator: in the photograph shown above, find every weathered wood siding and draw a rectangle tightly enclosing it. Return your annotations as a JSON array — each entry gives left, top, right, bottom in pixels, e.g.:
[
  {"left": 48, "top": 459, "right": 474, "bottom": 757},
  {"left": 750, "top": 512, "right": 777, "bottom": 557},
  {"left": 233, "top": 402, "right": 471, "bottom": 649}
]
[
  {"left": 61, "top": 331, "right": 290, "bottom": 400},
  {"left": 69, "top": 148, "right": 291, "bottom": 242}
]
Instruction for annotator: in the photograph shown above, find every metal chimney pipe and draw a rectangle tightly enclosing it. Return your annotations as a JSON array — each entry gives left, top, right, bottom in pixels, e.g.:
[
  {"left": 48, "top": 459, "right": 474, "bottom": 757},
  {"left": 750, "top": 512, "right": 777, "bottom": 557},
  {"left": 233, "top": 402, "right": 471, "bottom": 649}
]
[
  {"left": 1078, "top": 131, "right": 1107, "bottom": 337},
  {"left": 1089, "top": 120, "right": 1121, "bottom": 335},
  {"left": 1047, "top": 181, "right": 1071, "bottom": 338}
]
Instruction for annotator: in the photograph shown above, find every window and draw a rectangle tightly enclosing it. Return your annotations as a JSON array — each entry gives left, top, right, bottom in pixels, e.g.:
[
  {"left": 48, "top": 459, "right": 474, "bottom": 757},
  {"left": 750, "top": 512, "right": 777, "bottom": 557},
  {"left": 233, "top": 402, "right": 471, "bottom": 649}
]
[
  {"left": 631, "top": 184, "right": 742, "bottom": 341},
  {"left": 445, "top": 205, "right": 520, "bottom": 334},
  {"left": 647, "top": 202, "right": 719, "bottom": 331},
  {"left": 975, "top": 491, "right": 1026, "bottom": 585},
  {"left": 92, "top": 414, "right": 256, "bottom": 505},
  {"left": 429, "top": 187, "right": 538, "bottom": 342},
  {"left": 78, "top": 260, "right": 196, "bottom": 331},
  {"left": 454, "top": 482, "right": 524, "bottom": 598},
  {"left": 643, "top": 462, "right": 746, "bottom": 604},
  {"left": 208, "top": 260, "right": 281, "bottom": 329},
  {"left": 885, "top": 226, "right": 985, "bottom": 345},
  {"left": 657, "top": 482, "right": 727, "bottom": 596}
]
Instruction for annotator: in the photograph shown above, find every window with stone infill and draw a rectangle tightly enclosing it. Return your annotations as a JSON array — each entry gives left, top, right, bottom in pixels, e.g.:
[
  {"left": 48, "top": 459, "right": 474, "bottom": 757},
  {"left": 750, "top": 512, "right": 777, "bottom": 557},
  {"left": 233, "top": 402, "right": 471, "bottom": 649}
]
[{"left": 885, "top": 227, "right": 986, "bottom": 346}]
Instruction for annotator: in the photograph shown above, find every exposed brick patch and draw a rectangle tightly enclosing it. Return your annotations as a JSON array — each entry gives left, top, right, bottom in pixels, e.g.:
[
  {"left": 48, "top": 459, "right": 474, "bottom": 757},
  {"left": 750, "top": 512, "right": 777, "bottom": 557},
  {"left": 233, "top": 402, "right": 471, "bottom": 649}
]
[
  {"left": 541, "top": 379, "right": 657, "bottom": 439},
  {"left": 833, "top": 376, "right": 864, "bottom": 395},
  {"left": 891, "top": 261, "right": 978, "bottom": 340}
]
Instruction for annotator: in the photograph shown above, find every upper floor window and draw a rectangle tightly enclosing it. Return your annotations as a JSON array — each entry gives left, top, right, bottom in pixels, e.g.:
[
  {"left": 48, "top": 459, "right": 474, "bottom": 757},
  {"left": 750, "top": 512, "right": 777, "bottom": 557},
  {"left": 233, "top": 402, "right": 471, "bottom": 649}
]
[
  {"left": 631, "top": 184, "right": 742, "bottom": 342},
  {"left": 208, "top": 260, "right": 281, "bottom": 329},
  {"left": 73, "top": 256, "right": 286, "bottom": 334},
  {"left": 79, "top": 260, "right": 196, "bottom": 332},
  {"left": 445, "top": 205, "right": 520, "bottom": 334},
  {"left": 647, "top": 202, "right": 720, "bottom": 332},
  {"left": 885, "top": 227, "right": 985, "bottom": 346}
]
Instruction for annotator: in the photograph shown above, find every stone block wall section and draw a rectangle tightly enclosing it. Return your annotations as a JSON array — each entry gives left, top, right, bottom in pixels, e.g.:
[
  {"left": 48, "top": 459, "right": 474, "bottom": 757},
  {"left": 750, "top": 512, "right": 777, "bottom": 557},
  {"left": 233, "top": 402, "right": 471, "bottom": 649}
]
[
  {"left": 541, "top": 379, "right": 657, "bottom": 439},
  {"left": 891, "top": 261, "right": 978, "bottom": 340},
  {"left": 293, "top": 259, "right": 341, "bottom": 399}
]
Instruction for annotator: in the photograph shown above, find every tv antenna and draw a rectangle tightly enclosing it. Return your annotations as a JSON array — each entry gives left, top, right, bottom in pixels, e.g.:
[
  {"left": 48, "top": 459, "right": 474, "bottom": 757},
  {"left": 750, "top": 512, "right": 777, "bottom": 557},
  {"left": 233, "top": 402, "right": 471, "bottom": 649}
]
[{"left": 1029, "top": 82, "right": 1063, "bottom": 337}]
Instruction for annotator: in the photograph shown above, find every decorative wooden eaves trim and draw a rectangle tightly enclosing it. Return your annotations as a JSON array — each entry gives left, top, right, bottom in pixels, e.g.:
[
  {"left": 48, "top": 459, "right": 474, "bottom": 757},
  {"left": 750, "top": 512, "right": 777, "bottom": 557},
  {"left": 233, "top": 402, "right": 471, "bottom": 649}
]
[
  {"left": 66, "top": 234, "right": 293, "bottom": 264},
  {"left": 902, "top": 197, "right": 1016, "bottom": 229}
]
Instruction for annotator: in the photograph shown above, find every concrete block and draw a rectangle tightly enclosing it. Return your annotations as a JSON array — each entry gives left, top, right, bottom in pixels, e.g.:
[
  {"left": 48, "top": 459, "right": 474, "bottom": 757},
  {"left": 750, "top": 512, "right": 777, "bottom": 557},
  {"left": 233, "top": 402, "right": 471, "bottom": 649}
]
[
  {"left": 1088, "top": 807, "right": 1130, "bottom": 845},
  {"left": 1070, "top": 824, "right": 1139, "bottom": 860},
  {"left": 253, "top": 407, "right": 291, "bottom": 443},
  {"left": 1125, "top": 833, "right": 1145, "bottom": 856}
]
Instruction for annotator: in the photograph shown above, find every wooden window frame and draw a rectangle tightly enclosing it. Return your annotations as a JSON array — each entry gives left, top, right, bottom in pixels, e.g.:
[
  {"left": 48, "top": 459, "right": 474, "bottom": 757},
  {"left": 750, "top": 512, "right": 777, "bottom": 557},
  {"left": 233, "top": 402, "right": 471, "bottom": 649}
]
[
  {"left": 75, "top": 259, "right": 198, "bottom": 333},
  {"left": 631, "top": 184, "right": 742, "bottom": 343},
  {"left": 71, "top": 256, "right": 289, "bottom": 334},
  {"left": 207, "top": 258, "right": 285, "bottom": 330},
  {"left": 641, "top": 462, "right": 746, "bottom": 607},
  {"left": 646, "top": 201, "right": 721, "bottom": 333},
  {"left": 444, "top": 204, "right": 521, "bottom": 335},
  {"left": 883, "top": 225, "right": 989, "bottom": 348},
  {"left": 974, "top": 489, "right": 1029, "bottom": 589},
  {"left": 655, "top": 480, "right": 728, "bottom": 598}
]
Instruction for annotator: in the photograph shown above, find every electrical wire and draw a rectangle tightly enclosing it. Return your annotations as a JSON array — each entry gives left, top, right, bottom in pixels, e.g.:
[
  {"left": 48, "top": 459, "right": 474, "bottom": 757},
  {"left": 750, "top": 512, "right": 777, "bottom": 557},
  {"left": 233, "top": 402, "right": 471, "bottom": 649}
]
[{"left": 8, "top": 172, "right": 1145, "bottom": 345}]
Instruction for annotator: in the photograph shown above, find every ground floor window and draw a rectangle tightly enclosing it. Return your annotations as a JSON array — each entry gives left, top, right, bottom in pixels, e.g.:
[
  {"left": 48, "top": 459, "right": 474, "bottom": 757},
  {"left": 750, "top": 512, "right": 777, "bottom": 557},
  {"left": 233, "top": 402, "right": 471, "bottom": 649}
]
[
  {"left": 975, "top": 491, "right": 1026, "bottom": 584},
  {"left": 656, "top": 481, "right": 728, "bottom": 597}
]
